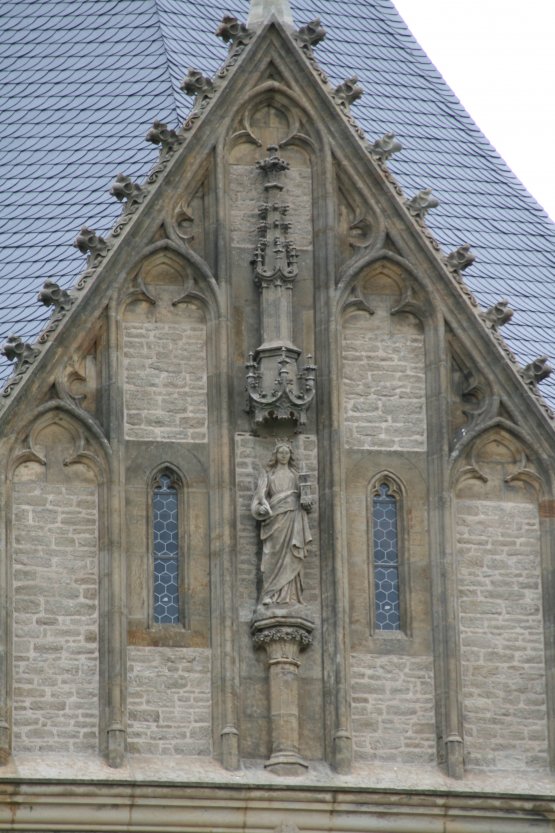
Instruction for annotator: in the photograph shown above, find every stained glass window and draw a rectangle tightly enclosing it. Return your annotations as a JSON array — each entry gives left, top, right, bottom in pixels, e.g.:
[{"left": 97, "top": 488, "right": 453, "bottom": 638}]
[
  {"left": 153, "top": 472, "right": 179, "bottom": 624},
  {"left": 372, "top": 482, "right": 400, "bottom": 630}
]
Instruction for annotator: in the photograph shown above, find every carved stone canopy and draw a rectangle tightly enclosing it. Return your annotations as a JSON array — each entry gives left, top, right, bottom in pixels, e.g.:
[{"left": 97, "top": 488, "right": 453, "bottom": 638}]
[{"left": 245, "top": 146, "right": 316, "bottom": 428}]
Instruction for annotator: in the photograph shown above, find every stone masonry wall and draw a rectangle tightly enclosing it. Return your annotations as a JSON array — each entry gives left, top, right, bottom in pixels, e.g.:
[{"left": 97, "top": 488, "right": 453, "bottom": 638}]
[
  {"left": 12, "top": 482, "right": 99, "bottom": 754},
  {"left": 456, "top": 499, "right": 549, "bottom": 770},
  {"left": 127, "top": 647, "right": 211, "bottom": 756},
  {"left": 351, "top": 653, "right": 436, "bottom": 764},
  {"left": 123, "top": 307, "right": 207, "bottom": 442},
  {"left": 342, "top": 306, "right": 426, "bottom": 450}
]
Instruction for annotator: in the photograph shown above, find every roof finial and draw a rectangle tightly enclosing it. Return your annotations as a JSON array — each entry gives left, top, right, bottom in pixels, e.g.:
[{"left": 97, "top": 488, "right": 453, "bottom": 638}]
[{"left": 247, "top": 0, "right": 294, "bottom": 28}]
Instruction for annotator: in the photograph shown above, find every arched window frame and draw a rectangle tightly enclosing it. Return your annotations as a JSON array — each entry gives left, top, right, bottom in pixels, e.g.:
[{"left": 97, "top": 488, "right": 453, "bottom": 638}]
[
  {"left": 367, "top": 473, "right": 410, "bottom": 636},
  {"left": 148, "top": 466, "right": 188, "bottom": 629}
]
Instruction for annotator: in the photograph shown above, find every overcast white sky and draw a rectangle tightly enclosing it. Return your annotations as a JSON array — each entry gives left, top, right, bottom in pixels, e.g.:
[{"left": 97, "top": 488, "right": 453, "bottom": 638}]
[{"left": 391, "top": 0, "right": 555, "bottom": 220}]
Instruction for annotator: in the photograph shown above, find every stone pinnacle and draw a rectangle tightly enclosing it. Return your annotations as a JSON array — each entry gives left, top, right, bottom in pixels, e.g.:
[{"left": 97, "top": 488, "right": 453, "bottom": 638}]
[{"left": 247, "top": 0, "right": 294, "bottom": 28}]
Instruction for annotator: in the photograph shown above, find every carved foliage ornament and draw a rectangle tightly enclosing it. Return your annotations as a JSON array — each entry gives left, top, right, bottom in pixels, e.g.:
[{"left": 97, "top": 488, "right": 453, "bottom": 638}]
[
  {"left": 74, "top": 226, "right": 108, "bottom": 261},
  {"left": 405, "top": 188, "right": 439, "bottom": 219},
  {"left": 296, "top": 18, "right": 326, "bottom": 48},
  {"left": 522, "top": 356, "right": 553, "bottom": 386},
  {"left": 1, "top": 335, "right": 40, "bottom": 398},
  {"left": 215, "top": 15, "right": 249, "bottom": 46},
  {"left": 38, "top": 280, "right": 72, "bottom": 312},
  {"left": 333, "top": 76, "right": 363, "bottom": 109},
  {"left": 370, "top": 132, "right": 402, "bottom": 162},
  {"left": 180, "top": 68, "right": 214, "bottom": 99},
  {"left": 483, "top": 299, "right": 514, "bottom": 329},
  {"left": 145, "top": 119, "right": 181, "bottom": 151},
  {"left": 252, "top": 626, "right": 313, "bottom": 647},
  {"left": 110, "top": 173, "right": 145, "bottom": 209},
  {"left": 446, "top": 244, "right": 475, "bottom": 272}
]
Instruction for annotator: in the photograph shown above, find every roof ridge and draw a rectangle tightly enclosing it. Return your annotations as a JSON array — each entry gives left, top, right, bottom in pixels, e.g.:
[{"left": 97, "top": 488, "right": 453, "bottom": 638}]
[{"left": 152, "top": 0, "right": 182, "bottom": 125}]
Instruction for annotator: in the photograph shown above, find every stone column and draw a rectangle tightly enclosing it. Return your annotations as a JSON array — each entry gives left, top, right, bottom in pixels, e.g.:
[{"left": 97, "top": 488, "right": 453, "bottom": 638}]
[{"left": 251, "top": 615, "right": 313, "bottom": 776}]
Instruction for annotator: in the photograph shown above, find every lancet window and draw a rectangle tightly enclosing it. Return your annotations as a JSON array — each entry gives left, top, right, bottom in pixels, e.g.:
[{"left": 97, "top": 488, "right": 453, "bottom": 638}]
[
  {"left": 371, "top": 481, "right": 401, "bottom": 631},
  {"left": 152, "top": 470, "right": 181, "bottom": 625}
]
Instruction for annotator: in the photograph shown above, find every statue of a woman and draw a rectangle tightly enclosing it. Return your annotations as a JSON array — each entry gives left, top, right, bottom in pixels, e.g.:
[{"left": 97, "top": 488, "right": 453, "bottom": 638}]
[{"left": 251, "top": 443, "right": 312, "bottom": 606}]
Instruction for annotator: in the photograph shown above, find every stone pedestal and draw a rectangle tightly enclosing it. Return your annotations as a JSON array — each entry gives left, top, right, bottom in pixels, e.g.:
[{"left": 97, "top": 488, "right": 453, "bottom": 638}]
[{"left": 251, "top": 612, "right": 314, "bottom": 776}]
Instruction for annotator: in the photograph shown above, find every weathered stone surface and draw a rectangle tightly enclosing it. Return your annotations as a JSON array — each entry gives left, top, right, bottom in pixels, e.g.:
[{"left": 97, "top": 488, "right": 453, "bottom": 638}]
[
  {"left": 456, "top": 499, "right": 549, "bottom": 771},
  {"left": 127, "top": 647, "right": 211, "bottom": 756},
  {"left": 123, "top": 310, "right": 207, "bottom": 442},
  {"left": 351, "top": 654, "right": 436, "bottom": 764},
  {"left": 12, "top": 482, "right": 98, "bottom": 754},
  {"left": 342, "top": 304, "right": 426, "bottom": 450}
]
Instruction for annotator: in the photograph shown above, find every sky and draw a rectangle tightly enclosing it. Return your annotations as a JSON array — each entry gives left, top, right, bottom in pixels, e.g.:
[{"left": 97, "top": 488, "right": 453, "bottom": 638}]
[{"left": 391, "top": 0, "right": 555, "bottom": 220}]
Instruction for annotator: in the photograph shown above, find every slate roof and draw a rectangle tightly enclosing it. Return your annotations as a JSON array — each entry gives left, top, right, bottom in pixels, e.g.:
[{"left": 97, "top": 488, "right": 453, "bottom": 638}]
[{"left": 2, "top": 0, "right": 555, "bottom": 402}]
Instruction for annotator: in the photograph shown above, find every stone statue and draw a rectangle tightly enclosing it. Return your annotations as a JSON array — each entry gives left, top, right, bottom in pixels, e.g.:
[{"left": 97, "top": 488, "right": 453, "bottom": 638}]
[{"left": 251, "top": 443, "right": 312, "bottom": 606}]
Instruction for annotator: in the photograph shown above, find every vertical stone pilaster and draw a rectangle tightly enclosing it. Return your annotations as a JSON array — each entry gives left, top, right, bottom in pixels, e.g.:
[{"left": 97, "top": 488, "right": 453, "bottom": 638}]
[
  {"left": 252, "top": 615, "right": 314, "bottom": 775},
  {"left": 426, "top": 315, "right": 464, "bottom": 778},
  {"left": 214, "top": 145, "right": 240, "bottom": 770},
  {"left": 106, "top": 298, "right": 127, "bottom": 767},
  {"left": 0, "top": 468, "right": 9, "bottom": 763}
]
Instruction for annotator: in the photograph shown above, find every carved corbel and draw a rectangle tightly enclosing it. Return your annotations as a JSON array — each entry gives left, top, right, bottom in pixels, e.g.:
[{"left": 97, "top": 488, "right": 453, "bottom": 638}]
[
  {"left": 405, "top": 189, "right": 439, "bottom": 219},
  {"left": 522, "top": 356, "right": 553, "bottom": 386},
  {"left": 110, "top": 173, "right": 145, "bottom": 209},
  {"left": 333, "top": 76, "right": 363, "bottom": 109},
  {"left": 74, "top": 226, "right": 108, "bottom": 263},
  {"left": 215, "top": 15, "right": 249, "bottom": 47},
  {"left": 446, "top": 244, "right": 475, "bottom": 273},
  {"left": 180, "top": 68, "right": 214, "bottom": 99},
  {"left": 38, "top": 280, "right": 72, "bottom": 312},
  {"left": 370, "top": 132, "right": 402, "bottom": 162},
  {"left": 296, "top": 18, "right": 326, "bottom": 48},
  {"left": 483, "top": 299, "right": 513, "bottom": 329}
]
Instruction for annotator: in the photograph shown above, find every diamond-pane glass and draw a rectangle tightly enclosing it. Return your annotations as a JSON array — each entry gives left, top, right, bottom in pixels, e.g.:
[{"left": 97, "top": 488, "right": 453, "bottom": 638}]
[
  {"left": 153, "top": 473, "right": 179, "bottom": 624},
  {"left": 373, "top": 483, "right": 400, "bottom": 630}
]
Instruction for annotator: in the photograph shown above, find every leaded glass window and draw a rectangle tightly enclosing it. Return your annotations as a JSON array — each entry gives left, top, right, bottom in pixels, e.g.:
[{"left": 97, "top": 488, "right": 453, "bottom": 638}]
[
  {"left": 153, "top": 472, "right": 180, "bottom": 624},
  {"left": 372, "top": 482, "right": 400, "bottom": 630}
]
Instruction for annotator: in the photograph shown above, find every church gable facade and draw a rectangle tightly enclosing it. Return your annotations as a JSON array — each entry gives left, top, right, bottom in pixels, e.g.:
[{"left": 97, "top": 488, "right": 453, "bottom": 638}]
[{"left": 0, "top": 6, "right": 555, "bottom": 831}]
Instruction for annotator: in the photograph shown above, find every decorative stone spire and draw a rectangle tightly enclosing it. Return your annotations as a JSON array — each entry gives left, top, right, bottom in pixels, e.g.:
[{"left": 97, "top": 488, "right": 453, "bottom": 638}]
[{"left": 247, "top": 0, "right": 294, "bottom": 28}]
